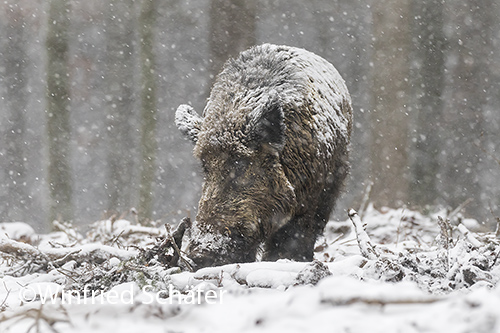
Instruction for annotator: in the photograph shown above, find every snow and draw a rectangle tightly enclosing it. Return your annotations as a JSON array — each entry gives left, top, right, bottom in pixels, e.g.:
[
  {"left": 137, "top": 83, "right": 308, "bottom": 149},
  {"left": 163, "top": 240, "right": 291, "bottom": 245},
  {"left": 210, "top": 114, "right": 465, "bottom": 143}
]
[
  {"left": 286, "top": 44, "right": 352, "bottom": 159},
  {"left": 1, "top": 207, "right": 500, "bottom": 332},
  {"left": 185, "top": 219, "right": 233, "bottom": 255},
  {"left": 192, "top": 44, "right": 352, "bottom": 163},
  {"left": 0, "top": 222, "right": 35, "bottom": 242},
  {"left": 175, "top": 104, "right": 202, "bottom": 143}
]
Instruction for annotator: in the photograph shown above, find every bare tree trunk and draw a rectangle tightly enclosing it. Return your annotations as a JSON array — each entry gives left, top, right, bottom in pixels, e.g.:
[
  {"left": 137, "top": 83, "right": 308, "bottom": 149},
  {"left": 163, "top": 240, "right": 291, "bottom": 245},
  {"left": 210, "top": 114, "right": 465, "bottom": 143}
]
[
  {"left": 441, "top": 0, "right": 490, "bottom": 218},
  {"left": 138, "top": 0, "right": 158, "bottom": 222},
  {"left": 208, "top": 0, "right": 257, "bottom": 80},
  {"left": 370, "top": 0, "right": 411, "bottom": 208},
  {"left": 2, "top": 2, "right": 29, "bottom": 221},
  {"left": 104, "top": 0, "right": 137, "bottom": 214},
  {"left": 45, "top": 0, "right": 73, "bottom": 224},
  {"left": 410, "top": 0, "right": 446, "bottom": 207}
]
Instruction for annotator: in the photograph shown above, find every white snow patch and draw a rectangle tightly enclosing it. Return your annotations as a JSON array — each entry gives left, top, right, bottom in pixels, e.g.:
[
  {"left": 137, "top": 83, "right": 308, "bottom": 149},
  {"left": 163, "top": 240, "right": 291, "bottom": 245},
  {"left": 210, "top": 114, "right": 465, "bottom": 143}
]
[
  {"left": 1, "top": 207, "right": 500, "bottom": 332},
  {"left": 0, "top": 222, "right": 35, "bottom": 241}
]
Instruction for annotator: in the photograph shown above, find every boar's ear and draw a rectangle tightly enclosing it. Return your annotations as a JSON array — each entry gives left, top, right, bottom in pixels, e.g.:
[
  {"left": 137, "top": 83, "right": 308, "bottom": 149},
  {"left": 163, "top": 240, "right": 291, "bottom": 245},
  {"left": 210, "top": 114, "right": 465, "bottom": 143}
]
[
  {"left": 175, "top": 104, "right": 202, "bottom": 143},
  {"left": 248, "top": 97, "right": 286, "bottom": 152}
]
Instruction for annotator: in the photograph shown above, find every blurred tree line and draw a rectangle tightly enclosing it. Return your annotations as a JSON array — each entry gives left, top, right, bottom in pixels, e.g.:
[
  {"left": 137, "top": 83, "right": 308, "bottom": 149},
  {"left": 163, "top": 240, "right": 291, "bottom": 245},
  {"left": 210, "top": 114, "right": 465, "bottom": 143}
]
[{"left": 0, "top": 0, "right": 499, "bottom": 231}]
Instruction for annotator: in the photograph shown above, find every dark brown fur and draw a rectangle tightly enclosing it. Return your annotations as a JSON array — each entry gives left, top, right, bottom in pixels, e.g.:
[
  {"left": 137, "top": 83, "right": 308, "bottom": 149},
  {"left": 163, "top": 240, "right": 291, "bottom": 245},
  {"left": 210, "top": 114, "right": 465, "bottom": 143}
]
[{"left": 175, "top": 44, "right": 352, "bottom": 269}]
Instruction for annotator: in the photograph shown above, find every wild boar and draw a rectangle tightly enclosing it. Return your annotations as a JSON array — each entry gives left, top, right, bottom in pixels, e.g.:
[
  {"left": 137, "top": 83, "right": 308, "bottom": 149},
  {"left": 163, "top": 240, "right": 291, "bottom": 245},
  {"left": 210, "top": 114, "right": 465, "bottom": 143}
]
[{"left": 175, "top": 43, "right": 352, "bottom": 269}]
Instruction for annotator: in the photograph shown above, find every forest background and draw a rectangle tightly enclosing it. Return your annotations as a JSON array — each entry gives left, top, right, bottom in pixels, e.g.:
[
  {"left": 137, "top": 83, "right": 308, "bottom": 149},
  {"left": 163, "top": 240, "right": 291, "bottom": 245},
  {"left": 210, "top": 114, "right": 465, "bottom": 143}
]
[{"left": 0, "top": 0, "right": 499, "bottom": 231}]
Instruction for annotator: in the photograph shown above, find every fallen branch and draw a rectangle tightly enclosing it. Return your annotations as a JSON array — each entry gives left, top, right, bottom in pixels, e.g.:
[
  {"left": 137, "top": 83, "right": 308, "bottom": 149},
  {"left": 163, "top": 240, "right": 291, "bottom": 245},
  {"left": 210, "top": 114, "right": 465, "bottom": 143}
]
[
  {"left": 322, "top": 295, "right": 442, "bottom": 307},
  {"left": 0, "top": 239, "right": 47, "bottom": 258},
  {"left": 348, "top": 209, "right": 378, "bottom": 260},
  {"left": 457, "top": 223, "right": 482, "bottom": 248},
  {"left": 165, "top": 218, "right": 194, "bottom": 272},
  {"left": 0, "top": 239, "right": 136, "bottom": 272}
]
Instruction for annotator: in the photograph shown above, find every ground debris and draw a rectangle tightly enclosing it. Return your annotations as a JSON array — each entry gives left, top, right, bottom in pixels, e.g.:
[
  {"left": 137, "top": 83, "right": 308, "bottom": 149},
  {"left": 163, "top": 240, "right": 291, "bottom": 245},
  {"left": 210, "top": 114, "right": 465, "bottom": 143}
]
[
  {"left": 344, "top": 208, "right": 500, "bottom": 293},
  {"left": 1, "top": 207, "right": 500, "bottom": 333},
  {"left": 294, "top": 260, "right": 332, "bottom": 286}
]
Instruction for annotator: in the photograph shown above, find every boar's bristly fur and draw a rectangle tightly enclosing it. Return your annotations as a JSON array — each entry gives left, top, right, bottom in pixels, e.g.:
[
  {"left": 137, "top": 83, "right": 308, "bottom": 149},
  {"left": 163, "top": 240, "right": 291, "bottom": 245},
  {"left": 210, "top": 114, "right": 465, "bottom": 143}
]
[{"left": 175, "top": 44, "right": 353, "bottom": 269}]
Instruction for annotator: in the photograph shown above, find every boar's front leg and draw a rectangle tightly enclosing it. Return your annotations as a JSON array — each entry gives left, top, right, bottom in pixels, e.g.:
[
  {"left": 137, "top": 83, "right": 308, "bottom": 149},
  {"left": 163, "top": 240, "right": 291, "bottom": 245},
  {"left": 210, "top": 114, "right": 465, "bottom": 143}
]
[
  {"left": 263, "top": 178, "right": 340, "bottom": 262},
  {"left": 262, "top": 213, "right": 318, "bottom": 261}
]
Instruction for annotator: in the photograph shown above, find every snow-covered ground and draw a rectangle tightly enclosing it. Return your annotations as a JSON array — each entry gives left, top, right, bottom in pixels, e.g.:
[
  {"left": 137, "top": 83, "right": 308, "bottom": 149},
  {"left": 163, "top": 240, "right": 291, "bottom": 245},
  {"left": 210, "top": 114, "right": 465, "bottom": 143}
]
[{"left": 1, "top": 206, "right": 500, "bottom": 333}]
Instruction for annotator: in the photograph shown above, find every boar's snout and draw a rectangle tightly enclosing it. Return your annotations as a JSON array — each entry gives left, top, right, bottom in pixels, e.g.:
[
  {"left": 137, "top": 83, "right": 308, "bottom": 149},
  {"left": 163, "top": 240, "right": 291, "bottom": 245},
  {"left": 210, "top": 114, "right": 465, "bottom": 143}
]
[
  {"left": 185, "top": 244, "right": 222, "bottom": 270},
  {"left": 184, "top": 220, "right": 258, "bottom": 269}
]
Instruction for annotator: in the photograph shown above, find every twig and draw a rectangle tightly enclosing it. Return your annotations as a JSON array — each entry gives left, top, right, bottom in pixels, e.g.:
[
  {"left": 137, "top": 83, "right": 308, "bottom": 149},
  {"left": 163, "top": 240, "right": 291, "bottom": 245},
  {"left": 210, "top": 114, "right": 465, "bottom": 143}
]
[
  {"left": 7, "top": 259, "right": 34, "bottom": 276},
  {"left": 395, "top": 209, "right": 406, "bottom": 247},
  {"left": 108, "top": 230, "right": 125, "bottom": 248},
  {"left": 172, "top": 217, "right": 191, "bottom": 249},
  {"left": 489, "top": 202, "right": 500, "bottom": 238},
  {"left": 53, "top": 249, "right": 82, "bottom": 267},
  {"left": 348, "top": 209, "right": 378, "bottom": 260},
  {"left": 358, "top": 181, "right": 373, "bottom": 219},
  {"left": 165, "top": 224, "right": 193, "bottom": 272},
  {"left": 329, "top": 233, "right": 345, "bottom": 245},
  {"left": 116, "top": 228, "right": 162, "bottom": 239},
  {"left": 437, "top": 216, "right": 451, "bottom": 271},
  {"left": 437, "top": 217, "right": 451, "bottom": 250},
  {"left": 48, "top": 240, "right": 78, "bottom": 248},
  {"left": 491, "top": 249, "right": 500, "bottom": 268},
  {"left": 457, "top": 223, "right": 482, "bottom": 248},
  {"left": 448, "top": 198, "right": 473, "bottom": 220},
  {"left": 54, "top": 267, "right": 79, "bottom": 283},
  {"left": 1, "top": 281, "right": 11, "bottom": 311}
]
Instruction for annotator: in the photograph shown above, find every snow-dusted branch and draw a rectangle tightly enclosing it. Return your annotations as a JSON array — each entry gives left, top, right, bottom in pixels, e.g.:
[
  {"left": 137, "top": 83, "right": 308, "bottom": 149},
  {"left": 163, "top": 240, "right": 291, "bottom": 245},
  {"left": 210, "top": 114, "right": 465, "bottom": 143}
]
[
  {"left": 457, "top": 223, "right": 482, "bottom": 248},
  {"left": 321, "top": 294, "right": 441, "bottom": 306},
  {"left": 0, "top": 238, "right": 135, "bottom": 268},
  {"left": 437, "top": 216, "right": 451, "bottom": 271},
  {"left": 437, "top": 216, "right": 452, "bottom": 250},
  {"left": 348, "top": 209, "right": 378, "bottom": 260},
  {"left": 165, "top": 218, "right": 194, "bottom": 272}
]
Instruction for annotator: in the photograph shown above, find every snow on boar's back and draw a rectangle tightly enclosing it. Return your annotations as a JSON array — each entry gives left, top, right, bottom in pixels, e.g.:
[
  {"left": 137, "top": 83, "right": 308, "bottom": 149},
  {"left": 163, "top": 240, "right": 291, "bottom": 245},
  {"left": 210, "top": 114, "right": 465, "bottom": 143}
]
[{"left": 175, "top": 44, "right": 352, "bottom": 269}]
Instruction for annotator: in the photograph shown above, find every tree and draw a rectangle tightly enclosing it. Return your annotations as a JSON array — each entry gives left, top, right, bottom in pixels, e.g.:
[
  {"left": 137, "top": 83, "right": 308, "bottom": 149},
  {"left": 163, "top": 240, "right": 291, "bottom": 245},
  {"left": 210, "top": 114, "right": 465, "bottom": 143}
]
[
  {"left": 138, "top": 0, "right": 159, "bottom": 222},
  {"left": 410, "top": 0, "right": 446, "bottom": 207},
  {"left": 370, "top": 0, "right": 412, "bottom": 208},
  {"left": 104, "top": 0, "right": 137, "bottom": 214},
  {"left": 45, "top": 0, "right": 74, "bottom": 224},
  {"left": 2, "top": 1, "right": 29, "bottom": 221},
  {"left": 208, "top": 0, "right": 257, "bottom": 80},
  {"left": 440, "top": 0, "right": 491, "bottom": 218}
]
